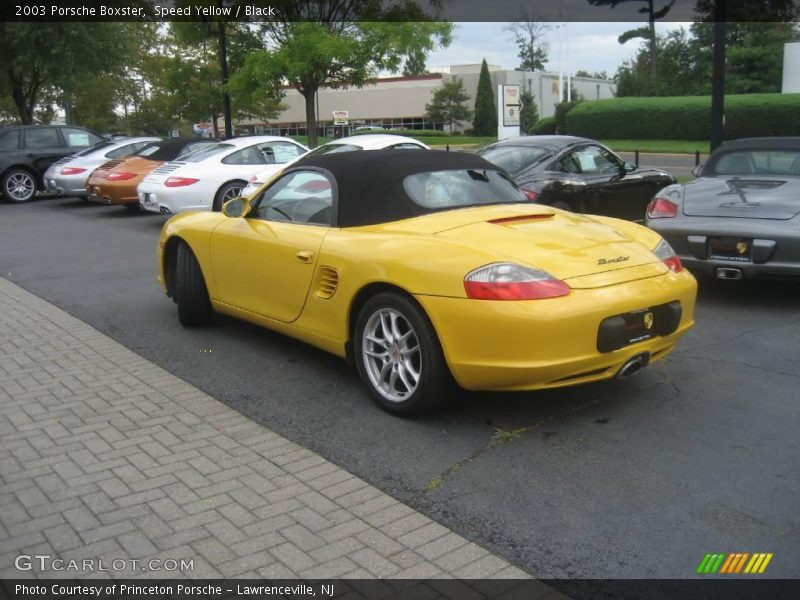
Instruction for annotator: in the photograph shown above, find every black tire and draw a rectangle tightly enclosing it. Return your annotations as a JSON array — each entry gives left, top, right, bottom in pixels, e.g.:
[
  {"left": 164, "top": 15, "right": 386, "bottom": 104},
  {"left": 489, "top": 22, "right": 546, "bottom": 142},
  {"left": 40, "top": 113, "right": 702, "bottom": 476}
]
[
  {"left": 176, "top": 242, "right": 212, "bottom": 326},
  {"left": 2, "top": 168, "right": 37, "bottom": 203},
  {"left": 212, "top": 180, "right": 247, "bottom": 212},
  {"left": 354, "top": 291, "right": 455, "bottom": 416}
]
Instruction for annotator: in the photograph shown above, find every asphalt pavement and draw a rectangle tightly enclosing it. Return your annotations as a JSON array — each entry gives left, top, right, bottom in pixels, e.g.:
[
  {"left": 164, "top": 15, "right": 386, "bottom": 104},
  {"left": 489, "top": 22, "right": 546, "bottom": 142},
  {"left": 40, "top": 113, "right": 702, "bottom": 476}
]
[{"left": 1, "top": 195, "right": 798, "bottom": 581}]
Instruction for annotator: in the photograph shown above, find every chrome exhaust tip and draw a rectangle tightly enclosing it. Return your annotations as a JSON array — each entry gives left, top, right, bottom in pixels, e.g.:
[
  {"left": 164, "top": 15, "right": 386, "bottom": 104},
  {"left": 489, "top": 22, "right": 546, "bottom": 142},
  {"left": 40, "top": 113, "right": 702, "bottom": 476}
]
[
  {"left": 715, "top": 267, "right": 743, "bottom": 280},
  {"left": 616, "top": 353, "right": 650, "bottom": 380},
  {"left": 160, "top": 207, "right": 171, "bottom": 215}
]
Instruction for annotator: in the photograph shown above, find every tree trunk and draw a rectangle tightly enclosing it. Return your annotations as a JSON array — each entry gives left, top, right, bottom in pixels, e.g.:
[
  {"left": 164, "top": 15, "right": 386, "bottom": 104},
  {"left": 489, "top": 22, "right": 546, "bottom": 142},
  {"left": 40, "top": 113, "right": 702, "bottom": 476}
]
[
  {"left": 9, "top": 70, "right": 35, "bottom": 124},
  {"left": 648, "top": 0, "right": 657, "bottom": 77},
  {"left": 304, "top": 89, "right": 318, "bottom": 148}
]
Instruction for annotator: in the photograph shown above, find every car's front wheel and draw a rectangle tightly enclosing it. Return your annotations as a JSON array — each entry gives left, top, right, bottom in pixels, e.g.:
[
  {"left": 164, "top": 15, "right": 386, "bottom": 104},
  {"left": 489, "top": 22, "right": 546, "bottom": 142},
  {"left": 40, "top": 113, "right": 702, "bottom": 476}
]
[
  {"left": 354, "top": 292, "right": 454, "bottom": 416},
  {"left": 175, "top": 242, "right": 212, "bottom": 326},
  {"left": 2, "top": 169, "right": 37, "bottom": 203}
]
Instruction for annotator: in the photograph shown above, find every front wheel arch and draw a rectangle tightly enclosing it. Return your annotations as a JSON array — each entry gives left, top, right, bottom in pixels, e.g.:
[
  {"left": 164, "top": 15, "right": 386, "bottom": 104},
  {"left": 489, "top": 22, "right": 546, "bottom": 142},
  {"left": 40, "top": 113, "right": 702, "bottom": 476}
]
[{"left": 163, "top": 236, "right": 186, "bottom": 300}]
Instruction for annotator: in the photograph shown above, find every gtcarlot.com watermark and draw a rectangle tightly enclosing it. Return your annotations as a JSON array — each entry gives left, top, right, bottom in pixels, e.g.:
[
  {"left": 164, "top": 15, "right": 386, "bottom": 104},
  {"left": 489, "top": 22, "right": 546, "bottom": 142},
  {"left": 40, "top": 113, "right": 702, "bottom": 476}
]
[{"left": 15, "top": 554, "right": 193, "bottom": 573}]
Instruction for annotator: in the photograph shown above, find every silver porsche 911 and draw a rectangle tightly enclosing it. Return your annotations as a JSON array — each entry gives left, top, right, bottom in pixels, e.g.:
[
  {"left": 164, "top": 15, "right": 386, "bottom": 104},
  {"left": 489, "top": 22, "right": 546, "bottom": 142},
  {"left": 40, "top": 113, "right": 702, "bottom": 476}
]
[{"left": 646, "top": 137, "right": 800, "bottom": 281}]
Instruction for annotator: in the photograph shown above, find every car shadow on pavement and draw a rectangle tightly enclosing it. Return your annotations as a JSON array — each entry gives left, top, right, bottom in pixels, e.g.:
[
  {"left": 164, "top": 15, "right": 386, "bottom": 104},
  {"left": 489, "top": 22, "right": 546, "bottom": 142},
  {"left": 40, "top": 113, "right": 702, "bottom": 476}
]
[{"left": 695, "top": 274, "right": 800, "bottom": 307}]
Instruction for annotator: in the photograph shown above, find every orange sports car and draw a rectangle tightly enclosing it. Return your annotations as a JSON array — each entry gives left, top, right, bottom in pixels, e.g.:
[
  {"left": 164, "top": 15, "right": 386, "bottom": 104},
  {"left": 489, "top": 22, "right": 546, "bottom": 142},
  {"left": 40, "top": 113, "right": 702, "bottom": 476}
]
[{"left": 86, "top": 137, "right": 218, "bottom": 209}]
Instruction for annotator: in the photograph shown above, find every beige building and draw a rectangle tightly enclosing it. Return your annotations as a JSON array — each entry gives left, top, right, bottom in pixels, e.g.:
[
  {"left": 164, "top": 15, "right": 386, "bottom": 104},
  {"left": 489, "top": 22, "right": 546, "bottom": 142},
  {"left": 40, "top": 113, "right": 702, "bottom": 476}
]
[{"left": 232, "top": 64, "right": 616, "bottom": 136}]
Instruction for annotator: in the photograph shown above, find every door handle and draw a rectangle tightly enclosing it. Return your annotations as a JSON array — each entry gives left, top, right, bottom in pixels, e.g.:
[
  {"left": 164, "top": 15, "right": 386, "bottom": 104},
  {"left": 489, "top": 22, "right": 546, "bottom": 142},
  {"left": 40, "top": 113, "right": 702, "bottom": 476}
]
[{"left": 295, "top": 250, "right": 314, "bottom": 263}]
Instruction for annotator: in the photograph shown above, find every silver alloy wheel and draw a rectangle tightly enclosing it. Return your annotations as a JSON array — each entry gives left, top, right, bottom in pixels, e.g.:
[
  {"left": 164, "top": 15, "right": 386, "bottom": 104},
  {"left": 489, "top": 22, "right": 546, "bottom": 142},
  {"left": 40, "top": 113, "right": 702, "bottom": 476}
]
[
  {"left": 5, "top": 171, "right": 35, "bottom": 202},
  {"left": 362, "top": 307, "right": 422, "bottom": 403},
  {"left": 221, "top": 184, "right": 243, "bottom": 203}
]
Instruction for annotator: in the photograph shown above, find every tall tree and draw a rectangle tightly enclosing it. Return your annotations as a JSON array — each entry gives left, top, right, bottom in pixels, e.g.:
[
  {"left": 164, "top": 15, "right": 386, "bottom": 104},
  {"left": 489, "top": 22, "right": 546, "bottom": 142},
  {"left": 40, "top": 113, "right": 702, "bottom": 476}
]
[
  {"left": 690, "top": 1, "right": 799, "bottom": 94},
  {"left": 237, "top": 2, "right": 452, "bottom": 147},
  {"left": 403, "top": 48, "right": 429, "bottom": 77},
  {"left": 0, "top": 23, "right": 136, "bottom": 124},
  {"left": 504, "top": 13, "right": 549, "bottom": 72},
  {"left": 426, "top": 78, "right": 471, "bottom": 133},
  {"left": 519, "top": 88, "right": 539, "bottom": 134},
  {"left": 588, "top": 0, "right": 676, "bottom": 77},
  {"left": 472, "top": 59, "right": 497, "bottom": 136}
]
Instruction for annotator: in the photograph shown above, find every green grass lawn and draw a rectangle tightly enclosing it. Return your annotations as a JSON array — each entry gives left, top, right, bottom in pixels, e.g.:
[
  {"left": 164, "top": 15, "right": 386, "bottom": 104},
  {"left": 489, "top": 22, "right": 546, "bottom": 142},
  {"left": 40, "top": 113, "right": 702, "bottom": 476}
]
[{"left": 600, "top": 139, "right": 710, "bottom": 154}]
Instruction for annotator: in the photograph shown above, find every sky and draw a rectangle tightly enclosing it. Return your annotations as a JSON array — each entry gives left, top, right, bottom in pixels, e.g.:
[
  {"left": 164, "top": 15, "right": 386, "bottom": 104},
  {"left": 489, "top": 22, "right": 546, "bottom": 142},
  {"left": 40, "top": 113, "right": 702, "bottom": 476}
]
[{"left": 426, "top": 22, "right": 689, "bottom": 77}]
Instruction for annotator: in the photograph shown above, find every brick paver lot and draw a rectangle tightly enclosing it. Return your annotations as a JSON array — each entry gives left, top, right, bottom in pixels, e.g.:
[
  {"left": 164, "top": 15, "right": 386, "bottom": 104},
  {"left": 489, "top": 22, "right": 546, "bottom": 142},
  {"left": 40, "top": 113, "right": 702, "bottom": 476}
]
[{"left": 0, "top": 277, "right": 559, "bottom": 593}]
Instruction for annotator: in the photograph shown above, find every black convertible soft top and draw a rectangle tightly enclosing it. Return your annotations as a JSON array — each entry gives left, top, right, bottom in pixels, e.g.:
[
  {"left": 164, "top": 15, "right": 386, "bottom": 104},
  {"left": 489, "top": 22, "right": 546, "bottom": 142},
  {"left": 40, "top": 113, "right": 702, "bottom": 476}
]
[
  {"left": 136, "top": 137, "right": 218, "bottom": 162},
  {"left": 289, "top": 149, "right": 508, "bottom": 227}
]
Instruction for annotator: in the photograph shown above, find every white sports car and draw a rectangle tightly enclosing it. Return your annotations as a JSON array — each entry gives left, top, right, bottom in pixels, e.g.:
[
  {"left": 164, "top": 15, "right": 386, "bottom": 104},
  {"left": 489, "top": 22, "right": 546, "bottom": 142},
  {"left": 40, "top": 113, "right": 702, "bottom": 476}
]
[
  {"left": 43, "top": 137, "right": 159, "bottom": 198},
  {"left": 137, "top": 136, "right": 308, "bottom": 214},
  {"left": 239, "top": 134, "right": 429, "bottom": 197}
]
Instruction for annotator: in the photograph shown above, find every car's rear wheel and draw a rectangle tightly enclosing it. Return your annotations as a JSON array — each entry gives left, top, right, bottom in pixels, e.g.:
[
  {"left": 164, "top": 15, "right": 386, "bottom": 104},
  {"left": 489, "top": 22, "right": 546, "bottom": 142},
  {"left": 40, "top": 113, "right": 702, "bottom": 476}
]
[
  {"left": 2, "top": 169, "right": 37, "bottom": 203},
  {"left": 213, "top": 180, "right": 246, "bottom": 212},
  {"left": 354, "top": 292, "right": 454, "bottom": 416},
  {"left": 176, "top": 242, "right": 212, "bottom": 326}
]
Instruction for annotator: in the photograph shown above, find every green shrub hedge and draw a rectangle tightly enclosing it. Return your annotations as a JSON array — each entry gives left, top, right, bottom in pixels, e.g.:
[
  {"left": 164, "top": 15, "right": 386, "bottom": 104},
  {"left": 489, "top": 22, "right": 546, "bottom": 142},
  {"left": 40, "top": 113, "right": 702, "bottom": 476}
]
[
  {"left": 565, "top": 94, "right": 800, "bottom": 140},
  {"left": 532, "top": 117, "right": 556, "bottom": 135}
]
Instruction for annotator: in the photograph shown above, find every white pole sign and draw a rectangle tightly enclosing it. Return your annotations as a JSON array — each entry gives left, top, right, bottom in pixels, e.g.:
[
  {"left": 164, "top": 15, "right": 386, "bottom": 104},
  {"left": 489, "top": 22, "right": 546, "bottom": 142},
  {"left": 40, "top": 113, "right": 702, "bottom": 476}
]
[{"left": 497, "top": 84, "right": 522, "bottom": 140}]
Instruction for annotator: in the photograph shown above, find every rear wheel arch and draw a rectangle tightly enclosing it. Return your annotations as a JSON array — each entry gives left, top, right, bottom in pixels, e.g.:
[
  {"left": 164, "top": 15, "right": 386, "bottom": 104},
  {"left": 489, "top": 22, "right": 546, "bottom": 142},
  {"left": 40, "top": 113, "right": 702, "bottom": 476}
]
[
  {"left": 349, "top": 284, "right": 456, "bottom": 415},
  {"left": 213, "top": 179, "right": 247, "bottom": 211}
]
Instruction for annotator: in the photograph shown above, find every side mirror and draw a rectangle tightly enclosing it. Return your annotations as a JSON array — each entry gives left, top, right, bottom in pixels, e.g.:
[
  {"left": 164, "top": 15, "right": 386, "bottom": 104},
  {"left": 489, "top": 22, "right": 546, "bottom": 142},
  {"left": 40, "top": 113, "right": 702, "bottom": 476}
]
[
  {"left": 691, "top": 163, "right": 705, "bottom": 177},
  {"left": 623, "top": 161, "right": 636, "bottom": 173},
  {"left": 222, "top": 196, "right": 250, "bottom": 218}
]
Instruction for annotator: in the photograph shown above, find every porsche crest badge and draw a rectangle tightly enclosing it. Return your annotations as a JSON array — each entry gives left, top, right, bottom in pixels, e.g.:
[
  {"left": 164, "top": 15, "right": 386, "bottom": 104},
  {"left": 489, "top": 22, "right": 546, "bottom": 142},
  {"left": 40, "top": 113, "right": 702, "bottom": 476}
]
[
  {"left": 736, "top": 241, "right": 748, "bottom": 255},
  {"left": 643, "top": 312, "right": 654, "bottom": 330}
]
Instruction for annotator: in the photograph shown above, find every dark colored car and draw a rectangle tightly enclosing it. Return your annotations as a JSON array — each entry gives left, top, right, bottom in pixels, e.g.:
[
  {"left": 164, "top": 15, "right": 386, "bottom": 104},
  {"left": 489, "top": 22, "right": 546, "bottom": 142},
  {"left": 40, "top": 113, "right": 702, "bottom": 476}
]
[
  {"left": 476, "top": 135, "right": 676, "bottom": 222},
  {"left": 646, "top": 137, "right": 800, "bottom": 281},
  {"left": 0, "top": 125, "right": 104, "bottom": 203}
]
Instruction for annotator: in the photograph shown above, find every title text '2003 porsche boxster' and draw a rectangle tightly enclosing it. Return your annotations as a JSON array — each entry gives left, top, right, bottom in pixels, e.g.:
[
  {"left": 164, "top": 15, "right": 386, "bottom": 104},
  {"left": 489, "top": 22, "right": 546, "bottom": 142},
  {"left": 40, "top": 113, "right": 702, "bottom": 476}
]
[{"left": 157, "top": 150, "right": 697, "bottom": 415}]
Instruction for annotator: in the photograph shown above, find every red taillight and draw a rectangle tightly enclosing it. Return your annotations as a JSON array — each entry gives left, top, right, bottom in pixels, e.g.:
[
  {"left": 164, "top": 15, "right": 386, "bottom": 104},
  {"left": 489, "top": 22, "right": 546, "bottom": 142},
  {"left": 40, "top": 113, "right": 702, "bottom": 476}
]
[
  {"left": 165, "top": 177, "right": 199, "bottom": 188},
  {"left": 60, "top": 167, "right": 86, "bottom": 175},
  {"left": 647, "top": 197, "right": 678, "bottom": 219},
  {"left": 653, "top": 239, "right": 683, "bottom": 273},
  {"left": 523, "top": 189, "right": 538, "bottom": 201},
  {"left": 107, "top": 172, "right": 137, "bottom": 181},
  {"left": 464, "top": 263, "right": 570, "bottom": 300}
]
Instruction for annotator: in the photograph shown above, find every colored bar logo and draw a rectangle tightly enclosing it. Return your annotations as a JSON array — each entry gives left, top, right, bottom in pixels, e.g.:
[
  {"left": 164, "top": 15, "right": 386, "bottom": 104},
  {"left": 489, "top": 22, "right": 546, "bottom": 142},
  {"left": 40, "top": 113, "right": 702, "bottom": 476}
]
[{"left": 697, "top": 552, "right": 773, "bottom": 574}]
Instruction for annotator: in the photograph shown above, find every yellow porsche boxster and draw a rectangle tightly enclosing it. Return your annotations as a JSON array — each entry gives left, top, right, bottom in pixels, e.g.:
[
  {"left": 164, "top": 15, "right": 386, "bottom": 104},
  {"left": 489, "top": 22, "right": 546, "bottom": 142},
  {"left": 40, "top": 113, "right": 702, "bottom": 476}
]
[{"left": 157, "top": 150, "right": 697, "bottom": 415}]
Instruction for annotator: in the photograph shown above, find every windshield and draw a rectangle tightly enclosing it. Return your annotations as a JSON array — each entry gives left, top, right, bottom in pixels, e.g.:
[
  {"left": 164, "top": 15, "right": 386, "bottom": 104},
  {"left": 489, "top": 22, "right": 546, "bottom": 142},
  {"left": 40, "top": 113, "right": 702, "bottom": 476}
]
[
  {"left": 710, "top": 150, "right": 800, "bottom": 176},
  {"left": 178, "top": 143, "right": 234, "bottom": 163},
  {"left": 478, "top": 145, "right": 551, "bottom": 176},
  {"left": 75, "top": 141, "right": 114, "bottom": 157},
  {"left": 403, "top": 169, "right": 527, "bottom": 210},
  {"left": 304, "top": 143, "right": 362, "bottom": 158}
]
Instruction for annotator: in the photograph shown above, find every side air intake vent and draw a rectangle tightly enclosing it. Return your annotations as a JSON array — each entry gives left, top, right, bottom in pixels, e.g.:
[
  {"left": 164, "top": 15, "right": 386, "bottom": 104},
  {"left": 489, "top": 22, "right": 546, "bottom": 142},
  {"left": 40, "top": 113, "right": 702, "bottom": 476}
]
[{"left": 315, "top": 266, "right": 339, "bottom": 299}]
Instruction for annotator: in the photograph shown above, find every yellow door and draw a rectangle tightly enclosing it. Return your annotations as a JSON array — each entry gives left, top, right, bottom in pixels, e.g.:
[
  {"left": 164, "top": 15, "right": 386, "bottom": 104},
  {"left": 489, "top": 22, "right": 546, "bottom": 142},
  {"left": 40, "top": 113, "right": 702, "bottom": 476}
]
[{"left": 209, "top": 169, "right": 334, "bottom": 322}]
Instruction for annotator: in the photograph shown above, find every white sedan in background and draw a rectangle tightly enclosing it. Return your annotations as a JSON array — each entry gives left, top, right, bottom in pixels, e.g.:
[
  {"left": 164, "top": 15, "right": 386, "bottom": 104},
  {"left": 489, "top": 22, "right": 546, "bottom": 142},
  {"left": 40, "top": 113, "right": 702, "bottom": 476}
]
[
  {"left": 137, "top": 136, "right": 308, "bottom": 214},
  {"left": 239, "top": 134, "right": 429, "bottom": 197},
  {"left": 44, "top": 137, "right": 159, "bottom": 198}
]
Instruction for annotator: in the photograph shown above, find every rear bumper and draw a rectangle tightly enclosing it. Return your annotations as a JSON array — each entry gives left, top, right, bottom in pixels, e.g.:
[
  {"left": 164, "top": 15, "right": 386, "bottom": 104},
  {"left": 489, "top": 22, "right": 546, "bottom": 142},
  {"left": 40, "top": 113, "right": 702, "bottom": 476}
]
[
  {"left": 415, "top": 270, "right": 697, "bottom": 391},
  {"left": 649, "top": 218, "right": 800, "bottom": 280},
  {"left": 45, "top": 173, "right": 88, "bottom": 197}
]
